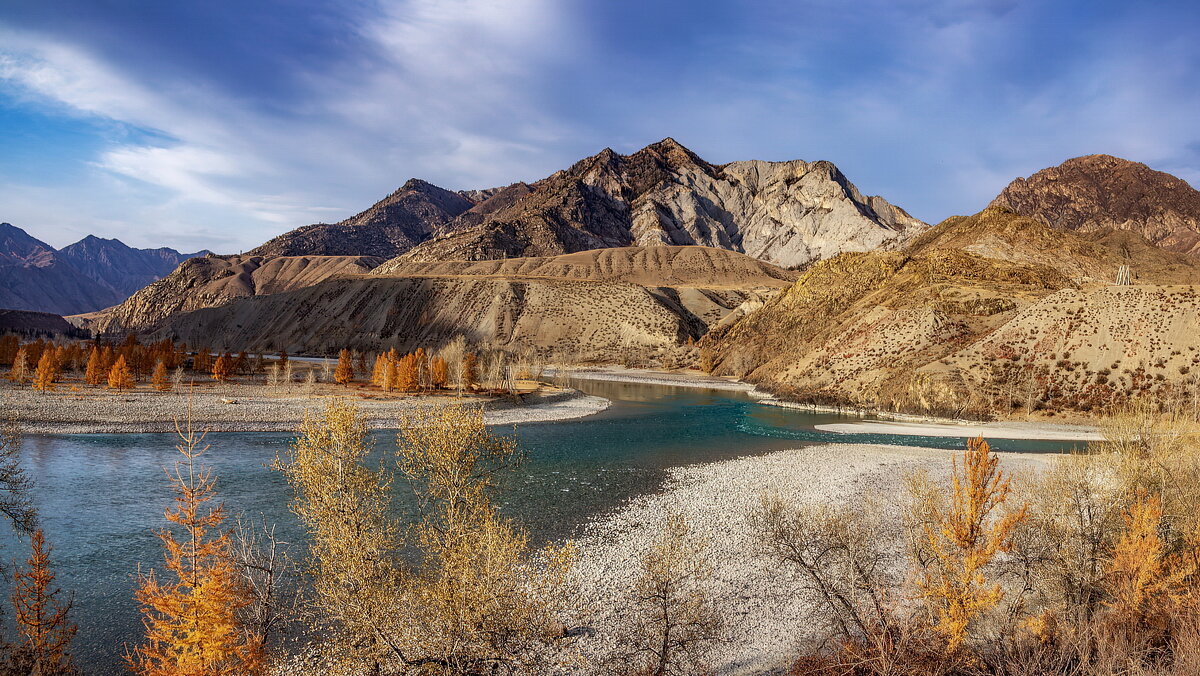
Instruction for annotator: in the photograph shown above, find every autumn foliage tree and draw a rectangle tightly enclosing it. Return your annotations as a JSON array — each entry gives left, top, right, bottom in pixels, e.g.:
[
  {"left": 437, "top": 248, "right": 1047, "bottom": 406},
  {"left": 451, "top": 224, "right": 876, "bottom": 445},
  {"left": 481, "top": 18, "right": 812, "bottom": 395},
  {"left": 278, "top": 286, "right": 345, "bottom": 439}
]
[
  {"left": 462, "top": 353, "right": 478, "bottom": 390},
  {"left": 32, "top": 346, "right": 60, "bottom": 392},
  {"left": 12, "top": 529, "right": 78, "bottom": 674},
  {"left": 333, "top": 349, "right": 354, "bottom": 386},
  {"left": 9, "top": 347, "right": 30, "bottom": 383},
  {"left": 84, "top": 347, "right": 106, "bottom": 386},
  {"left": 916, "top": 437, "right": 1027, "bottom": 652},
  {"left": 108, "top": 355, "right": 134, "bottom": 391},
  {"left": 430, "top": 357, "right": 448, "bottom": 389},
  {"left": 396, "top": 353, "right": 419, "bottom": 392},
  {"left": 127, "top": 421, "right": 263, "bottom": 676},
  {"left": 211, "top": 353, "right": 232, "bottom": 382},
  {"left": 152, "top": 360, "right": 172, "bottom": 392},
  {"left": 277, "top": 402, "right": 400, "bottom": 671}
]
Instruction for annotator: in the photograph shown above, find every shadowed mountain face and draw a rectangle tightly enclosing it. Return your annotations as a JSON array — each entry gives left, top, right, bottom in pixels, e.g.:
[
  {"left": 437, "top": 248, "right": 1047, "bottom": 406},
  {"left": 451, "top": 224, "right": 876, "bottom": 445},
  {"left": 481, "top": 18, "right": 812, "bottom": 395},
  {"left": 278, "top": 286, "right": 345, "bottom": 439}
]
[
  {"left": 247, "top": 179, "right": 475, "bottom": 258},
  {"left": 59, "top": 235, "right": 210, "bottom": 298},
  {"left": 0, "top": 223, "right": 209, "bottom": 315},
  {"left": 990, "top": 154, "right": 1200, "bottom": 255},
  {"left": 1, "top": 224, "right": 125, "bottom": 315},
  {"left": 399, "top": 139, "right": 926, "bottom": 268}
]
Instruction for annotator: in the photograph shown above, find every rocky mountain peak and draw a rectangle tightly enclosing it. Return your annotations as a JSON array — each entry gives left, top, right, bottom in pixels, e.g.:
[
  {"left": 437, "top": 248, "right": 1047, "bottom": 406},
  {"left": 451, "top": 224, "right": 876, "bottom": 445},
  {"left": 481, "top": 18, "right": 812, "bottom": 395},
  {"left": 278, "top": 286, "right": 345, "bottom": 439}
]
[
  {"left": 989, "top": 154, "right": 1200, "bottom": 255},
  {"left": 399, "top": 143, "right": 926, "bottom": 267}
]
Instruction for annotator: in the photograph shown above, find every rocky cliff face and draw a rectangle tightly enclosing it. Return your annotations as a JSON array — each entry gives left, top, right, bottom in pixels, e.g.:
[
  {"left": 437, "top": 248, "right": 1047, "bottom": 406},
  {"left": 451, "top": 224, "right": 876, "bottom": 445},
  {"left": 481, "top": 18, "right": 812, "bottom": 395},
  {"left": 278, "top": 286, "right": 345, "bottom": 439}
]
[
  {"left": 248, "top": 179, "right": 474, "bottom": 258},
  {"left": 990, "top": 154, "right": 1200, "bottom": 254},
  {"left": 87, "top": 254, "right": 384, "bottom": 334},
  {"left": 400, "top": 139, "right": 926, "bottom": 268}
]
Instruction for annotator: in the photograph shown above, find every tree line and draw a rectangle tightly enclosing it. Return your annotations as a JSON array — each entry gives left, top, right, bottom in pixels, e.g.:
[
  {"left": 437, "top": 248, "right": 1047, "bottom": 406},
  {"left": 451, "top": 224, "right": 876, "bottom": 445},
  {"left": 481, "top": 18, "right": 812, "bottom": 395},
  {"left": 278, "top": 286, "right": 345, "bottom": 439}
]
[{"left": 3, "top": 333, "right": 552, "bottom": 396}]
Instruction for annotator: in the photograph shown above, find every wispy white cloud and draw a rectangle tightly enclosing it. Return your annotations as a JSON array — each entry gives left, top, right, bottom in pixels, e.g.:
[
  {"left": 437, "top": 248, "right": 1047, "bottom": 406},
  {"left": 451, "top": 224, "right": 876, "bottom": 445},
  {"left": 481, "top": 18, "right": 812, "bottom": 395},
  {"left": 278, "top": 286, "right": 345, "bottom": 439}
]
[{"left": 0, "top": 0, "right": 582, "bottom": 250}]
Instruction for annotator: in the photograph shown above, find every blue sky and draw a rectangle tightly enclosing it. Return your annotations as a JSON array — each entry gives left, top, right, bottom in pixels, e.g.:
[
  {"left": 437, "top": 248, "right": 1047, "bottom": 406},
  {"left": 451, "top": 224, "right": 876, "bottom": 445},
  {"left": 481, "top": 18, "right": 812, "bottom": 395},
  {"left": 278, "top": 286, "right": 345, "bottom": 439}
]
[{"left": 1, "top": 0, "right": 1198, "bottom": 253}]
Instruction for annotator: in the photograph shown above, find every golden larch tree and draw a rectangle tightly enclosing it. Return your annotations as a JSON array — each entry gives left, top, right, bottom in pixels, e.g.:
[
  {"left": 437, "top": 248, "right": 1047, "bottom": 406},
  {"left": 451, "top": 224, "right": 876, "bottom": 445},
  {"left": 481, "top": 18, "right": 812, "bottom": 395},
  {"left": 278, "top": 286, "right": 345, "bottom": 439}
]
[
  {"left": 32, "top": 346, "right": 60, "bottom": 392},
  {"left": 127, "top": 422, "right": 263, "bottom": 676},
  {"left": 211, "top": 353, "right": 232, "bottom": 382},
  {"left": 334, "top": 349, "right": 354, "bottom": 386},
  {"left": 193, "top": 350, "right": 212, "bottom": 374},
  {"left": 917, "top": 437, "right": 1027, "bottom": 651},
  {"left": 396, "top": 353, "right": 419, "bottom": 392},
  {"left": 108, "top": 355, "right": 134, "bottom": 391},
  {"left": 383, "top": 357, "right": 398, "bottom": 393},
  {"left": 152, "top": 360, "right": 172, "bottom": 392},
  {"left": 276, "top": 402, "right": 401, "bottom": 672},
  {"left": 9, "top": 347, "right": 30, "bottom": 383},
  {"left": 462, "top": 353, "right": 478, "bottom": 390},
  {"left": 12, "top": 529, "right": 77, "bottom": 674},
  {"left": 430, "top": 357, "right": 448, "bottom": 389},
  {"left": 1106, "top": 492, "right": 1190, "bottom": 630},
  {"left": 370, "top": 354, "right": 386, "bottom": 388},
  {"left": 84, "top": 346, "right": 105, "bottom": 386}
]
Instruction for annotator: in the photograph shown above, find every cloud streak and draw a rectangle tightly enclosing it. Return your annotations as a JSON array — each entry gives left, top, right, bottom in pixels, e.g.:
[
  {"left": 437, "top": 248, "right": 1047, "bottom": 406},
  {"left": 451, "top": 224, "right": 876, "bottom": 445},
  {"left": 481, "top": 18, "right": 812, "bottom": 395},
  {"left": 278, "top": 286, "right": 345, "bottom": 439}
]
[{"left": 0, "top": 0, "right": 1196, "bottom": 251}]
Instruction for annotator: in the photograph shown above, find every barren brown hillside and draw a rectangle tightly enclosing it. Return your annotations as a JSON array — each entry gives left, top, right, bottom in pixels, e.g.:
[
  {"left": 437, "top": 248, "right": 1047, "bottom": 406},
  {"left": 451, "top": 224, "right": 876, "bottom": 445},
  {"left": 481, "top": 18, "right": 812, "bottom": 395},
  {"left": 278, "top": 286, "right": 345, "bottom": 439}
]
[
  {"left": 913, "top": 285, "right": 1200, "bottom": 415},
  {"left": 990, "top": 154, "right": 1200, "bottom": 254},
  {"left": 146, "top": 246, "right": 793, "bottom": 360},
  {"left": 84, "top": 254, "right": 383, "bottom": 334},
  {"left": 374, "top": 245, "right": 798, "bottom": 288}
]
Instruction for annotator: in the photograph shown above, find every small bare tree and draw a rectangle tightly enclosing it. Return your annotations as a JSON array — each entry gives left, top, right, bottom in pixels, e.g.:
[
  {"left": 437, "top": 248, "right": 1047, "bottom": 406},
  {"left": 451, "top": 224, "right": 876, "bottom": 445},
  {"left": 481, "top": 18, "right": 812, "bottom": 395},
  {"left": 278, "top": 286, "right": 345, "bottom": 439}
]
[
  {"left": 611, "top": 513, "right": 722, "bottom": 676},
  {"left": 749, "top": 495, "right": 898, "bottom": 642},
  {"left": 232, "top": 517, "right": 298, "bottom": 648}
]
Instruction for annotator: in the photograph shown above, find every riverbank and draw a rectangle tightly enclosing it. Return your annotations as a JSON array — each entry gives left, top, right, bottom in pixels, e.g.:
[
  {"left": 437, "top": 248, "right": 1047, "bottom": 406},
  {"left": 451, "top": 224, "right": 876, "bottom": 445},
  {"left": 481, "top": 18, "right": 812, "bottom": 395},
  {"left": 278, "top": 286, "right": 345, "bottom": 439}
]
[
  {"left": 558, "top": 367, "right": 1101, "bottom": 441},
  {"left": 554, "top": 366, "right": 755, "bottom": 392},
  {"left": 563, "top": 442, "right": 1053, "bottom": 675},
  {"left": 815, "top": 419, "right": 1104, "bottom": 441},
  {"left": 0, "top": 380, "right": 610, "bottom": 434}
]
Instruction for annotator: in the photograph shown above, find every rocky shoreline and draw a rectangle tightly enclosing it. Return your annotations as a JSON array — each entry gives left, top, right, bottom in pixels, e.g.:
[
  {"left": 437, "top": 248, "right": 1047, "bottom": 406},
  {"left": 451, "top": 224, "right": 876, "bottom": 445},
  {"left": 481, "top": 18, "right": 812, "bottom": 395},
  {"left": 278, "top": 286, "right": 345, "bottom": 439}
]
[
  {"left": 561, "top": 442, "right": 1053, "bottom": 675},
  {"left": 0, "top": 382, "right": 610, "bottom": 435}
]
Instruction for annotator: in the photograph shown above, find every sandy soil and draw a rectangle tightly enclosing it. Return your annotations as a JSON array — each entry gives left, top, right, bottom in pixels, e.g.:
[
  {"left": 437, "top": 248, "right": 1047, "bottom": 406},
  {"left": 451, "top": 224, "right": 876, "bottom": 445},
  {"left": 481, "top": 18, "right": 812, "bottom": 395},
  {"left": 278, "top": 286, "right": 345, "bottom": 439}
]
[
  {"left": 562, "top": 443, "right": 1053, "bottom": 675},
  {"left": 0, "top": 380, "right": 610, "bottom": 434},
  {"left": 815, "top": 420, "right": 1102, "bottom": 441}
]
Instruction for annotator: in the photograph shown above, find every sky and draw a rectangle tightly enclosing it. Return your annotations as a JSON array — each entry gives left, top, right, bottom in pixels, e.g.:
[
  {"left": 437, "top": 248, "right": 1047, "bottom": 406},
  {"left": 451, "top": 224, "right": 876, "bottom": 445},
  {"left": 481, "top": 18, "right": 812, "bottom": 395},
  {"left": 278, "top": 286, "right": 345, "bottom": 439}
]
[{"left": 1, "top": 0, "right": 1198, "bottom": 253}]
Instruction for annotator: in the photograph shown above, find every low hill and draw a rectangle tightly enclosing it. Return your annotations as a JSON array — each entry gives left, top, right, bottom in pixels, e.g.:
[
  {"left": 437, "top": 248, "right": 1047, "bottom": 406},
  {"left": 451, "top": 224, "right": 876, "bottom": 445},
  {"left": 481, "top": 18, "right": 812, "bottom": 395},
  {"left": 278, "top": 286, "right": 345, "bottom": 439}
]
[
  {"left": 85, "top": 254, "right": 384, "bottom": 335},
  {"left": 0, "top": 309, "right": 87, "bottom": 338},
  {"left": 990, "top": 154, "right": 1200, "bottom": 255},
  {"left": 374, "top": 245, "right": 798, "bottom": 288},
  {"left": 146, "top": 246, "right": 794, "bottom": 359}
]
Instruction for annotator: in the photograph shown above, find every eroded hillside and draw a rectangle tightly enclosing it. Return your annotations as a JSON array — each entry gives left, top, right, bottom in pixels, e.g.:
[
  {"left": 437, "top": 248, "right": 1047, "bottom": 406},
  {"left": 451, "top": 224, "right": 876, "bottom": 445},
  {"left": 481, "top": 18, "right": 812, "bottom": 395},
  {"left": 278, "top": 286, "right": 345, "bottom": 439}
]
[
  {"left": 147, "top": 246, "right": 793, "bottom": 360},
  {"left": 85, "top": 254, "right": 383, "bottom": 334}
]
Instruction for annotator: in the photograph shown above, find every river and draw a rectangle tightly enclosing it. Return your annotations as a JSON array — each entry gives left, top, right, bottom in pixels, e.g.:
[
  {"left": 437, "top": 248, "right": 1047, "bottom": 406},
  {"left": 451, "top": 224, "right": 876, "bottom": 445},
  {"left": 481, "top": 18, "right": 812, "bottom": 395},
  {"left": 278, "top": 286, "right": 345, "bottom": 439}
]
[{"left": 6, "top": 378, "right": 1081, "bottom": 673}]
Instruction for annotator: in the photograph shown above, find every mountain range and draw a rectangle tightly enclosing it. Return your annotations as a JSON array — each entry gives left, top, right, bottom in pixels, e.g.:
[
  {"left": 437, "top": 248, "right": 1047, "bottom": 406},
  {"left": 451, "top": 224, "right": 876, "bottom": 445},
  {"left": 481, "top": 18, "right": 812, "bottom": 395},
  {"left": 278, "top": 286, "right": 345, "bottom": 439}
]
[
  {"left": 10, "top": 138, "right": 1200, "bottom": 420},
  {"left": 0, "top": 223, "right": 209, "bottom": 315}
]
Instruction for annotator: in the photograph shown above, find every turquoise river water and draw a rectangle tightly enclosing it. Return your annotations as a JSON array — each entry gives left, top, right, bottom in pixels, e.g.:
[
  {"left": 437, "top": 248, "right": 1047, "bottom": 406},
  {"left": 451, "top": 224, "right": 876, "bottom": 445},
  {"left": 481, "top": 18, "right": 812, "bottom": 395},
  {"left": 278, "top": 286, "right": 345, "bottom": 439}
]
[{"left": 5, "top": 378, "right": 1082, "bottom": 673}]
